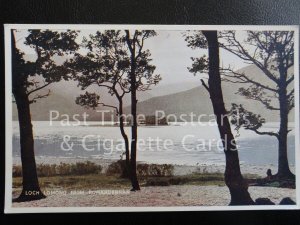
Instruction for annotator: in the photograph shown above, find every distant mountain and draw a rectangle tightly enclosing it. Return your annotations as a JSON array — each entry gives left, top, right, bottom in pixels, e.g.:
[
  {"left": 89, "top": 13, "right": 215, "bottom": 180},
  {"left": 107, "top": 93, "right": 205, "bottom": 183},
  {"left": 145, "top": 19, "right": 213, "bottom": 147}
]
[
  {"left": 124, "top": 65, "right": 295, "bottom": 122},
  {"left": 147, "top": 82, "right": 200, "bottom": 98},
  {"left": 12, "top": 88, "right": 113, "bottom": 121},
  {"left": 12, "top": 75, "right": 153, "bottom": 121},
  {"left": 124, "top": 84, "right": 288, "bottom": 122},
  {"left": 12, "top": 64, "right": 294, "bottom": 122}
]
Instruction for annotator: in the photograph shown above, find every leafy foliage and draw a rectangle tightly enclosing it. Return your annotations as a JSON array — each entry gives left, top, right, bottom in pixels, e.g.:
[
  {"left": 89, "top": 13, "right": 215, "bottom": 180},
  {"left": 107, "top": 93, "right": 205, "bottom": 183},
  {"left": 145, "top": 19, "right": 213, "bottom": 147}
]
[
  {"left": 188, "top": 56, "right": 208, "bottom": 75},
  {"left": 184, "top": 31, "right": 208, "bottom": 49},
  {"left": 237, "top": 85, "right": 279, "bottom": 110},
  {"left": 230, "top": 103, "right": 265, "bottom": 131},
  {"left": 75, "top": 91, "right": 100, "bottom": 109},
  {"left": 13, "top": 29, "right": 79, "bottom": 102},
  {"left": 229, "top": 103, "right": 278, "bottom": 137},
  {"left": 184, "top": 31, "right": 209, "bottom": 76},
  {"left": 66, "top": 30, "right": 161, "bottom": 112}
]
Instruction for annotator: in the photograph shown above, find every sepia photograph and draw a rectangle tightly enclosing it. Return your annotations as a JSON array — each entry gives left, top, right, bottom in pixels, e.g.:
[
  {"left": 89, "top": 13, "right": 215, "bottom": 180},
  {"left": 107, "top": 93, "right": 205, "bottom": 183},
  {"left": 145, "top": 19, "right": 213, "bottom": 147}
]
[{"left": 4, "top": 24, "right": 299, "bottom": 212}]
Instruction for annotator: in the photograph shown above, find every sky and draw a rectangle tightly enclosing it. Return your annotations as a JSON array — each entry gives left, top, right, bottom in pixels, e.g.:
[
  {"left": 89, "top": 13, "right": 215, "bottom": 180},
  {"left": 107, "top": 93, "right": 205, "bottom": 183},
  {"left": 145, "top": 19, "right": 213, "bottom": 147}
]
[{"left": 14, "top": 29, "right": 247, "bottom": 86}]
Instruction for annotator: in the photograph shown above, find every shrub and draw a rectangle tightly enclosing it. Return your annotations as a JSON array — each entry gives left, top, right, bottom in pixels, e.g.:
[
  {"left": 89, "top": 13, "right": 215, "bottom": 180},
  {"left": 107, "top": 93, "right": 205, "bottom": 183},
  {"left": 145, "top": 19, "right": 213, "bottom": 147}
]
[
  {"left": 57, "top": 163, "right": 72, "bottom": 175},
  {"left": 70, "top": 161, "right": 101, "bottom": 175},
  {"left": 169, "top": 177, "right": 189, "bottom": 185},
  {"left": 106, "top": 160, "right": 130, "bottom": 178},
  {"left": 137, "top": 163, "right": 174, "bottom": 177},
  {"left": 12, "top": 165, "right": 22, "bottom": 177},
  {"left": 106, "top": 161, "right": 174, "bottom": 178},
  {"left": 137, "top": 163, "right": 149, "bottom": 177},
  {"left": 37, "top": 164, "right": 57, "bottom": 177},
  {"left": 12, "top": 161, "right": 102, "bottom": 177},
  {"left": 145, "top": 178, "right": 170, "bottom": 186}
]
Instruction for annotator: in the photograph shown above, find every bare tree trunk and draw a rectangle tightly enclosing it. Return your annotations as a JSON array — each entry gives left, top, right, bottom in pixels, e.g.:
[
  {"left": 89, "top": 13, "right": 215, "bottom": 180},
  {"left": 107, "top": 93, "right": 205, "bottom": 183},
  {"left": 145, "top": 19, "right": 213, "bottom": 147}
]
[
  {"left": 11, "top": 30, "right": 45, "bottom": 202},
  {"left": 129, "top": 73, "right": 140, "bottom": 190},
  {"left": 118, "top": 99, "right": 130, "bottom": 169},
  {"left": 13, "top": 91, "right": 46, "bottom": 202},
  {"left": 203, "top": 30, "right": 254, "bottom": 205},
  {"left": 276, "top": 75, "right": 294, "bottom": 179},
  {"left": 126, "top": 33, "right": 140, "bottom": 191},
  {"left": 130, "top": 91, "right": 140, "bottom": 191}
]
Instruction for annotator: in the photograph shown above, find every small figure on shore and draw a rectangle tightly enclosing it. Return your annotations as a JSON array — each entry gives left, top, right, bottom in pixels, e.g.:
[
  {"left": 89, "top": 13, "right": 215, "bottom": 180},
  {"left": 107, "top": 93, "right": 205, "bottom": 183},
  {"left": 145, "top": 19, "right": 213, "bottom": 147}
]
[{"left": 267, "top": 169, "right": 273, "bottom": 180}]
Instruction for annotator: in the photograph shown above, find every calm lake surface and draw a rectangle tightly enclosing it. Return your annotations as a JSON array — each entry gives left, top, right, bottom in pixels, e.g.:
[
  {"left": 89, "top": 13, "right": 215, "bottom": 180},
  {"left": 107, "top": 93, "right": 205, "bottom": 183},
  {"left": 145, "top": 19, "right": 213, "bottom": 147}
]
[{"left": 12, "top": 121, "right": 295, "bottom": 166}]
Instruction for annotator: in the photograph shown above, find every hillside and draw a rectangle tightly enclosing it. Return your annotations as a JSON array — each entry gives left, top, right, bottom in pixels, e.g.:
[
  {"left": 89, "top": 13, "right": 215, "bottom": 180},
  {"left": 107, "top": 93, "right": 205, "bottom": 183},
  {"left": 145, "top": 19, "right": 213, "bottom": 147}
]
[
  {"left": 124, "top": 84, "right": 287, "bottom": 122},
  {"left": 124, "top": 65, "right": 295, "bottom": 122},
  {"left": 12, "top": 65, "right": 295, "bottom": 122}
]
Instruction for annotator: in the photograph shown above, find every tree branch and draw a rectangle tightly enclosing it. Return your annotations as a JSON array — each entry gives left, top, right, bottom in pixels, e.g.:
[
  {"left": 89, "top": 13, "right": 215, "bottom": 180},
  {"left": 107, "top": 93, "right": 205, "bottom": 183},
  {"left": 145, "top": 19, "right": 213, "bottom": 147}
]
[
  {"left": 200, "top": 79, "right": 209, "bottom": 92},
  {"left": 245, "top": 128, "right": 279, "bottom": 137},
  {"left": 286, "top": 75, "right": 294, "bottom": 85},
  {"left": 98, "top": 102, "right": 119, "bottom": 115},
  {"left": 28, "top": 89, "right": 51, "bottom": 104},
  {"left": 27, "top": 82, "right": 51, "bottom": 96},
  {"left": 221, "top": 68, "right": 278, "bottom": 93},
  {"left": 220, "top": 32, "right": 279, "bottom": 84}
]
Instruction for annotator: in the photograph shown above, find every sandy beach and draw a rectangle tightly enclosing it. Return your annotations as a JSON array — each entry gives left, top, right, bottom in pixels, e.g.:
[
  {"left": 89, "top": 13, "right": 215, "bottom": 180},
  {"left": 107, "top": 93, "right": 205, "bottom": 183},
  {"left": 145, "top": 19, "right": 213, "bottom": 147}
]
[
  {"left": 11, "top": 156, "right": 296, "bottom": 208},
  {"left": 12, "top": 185, "right": 296, "bottom": 207}
]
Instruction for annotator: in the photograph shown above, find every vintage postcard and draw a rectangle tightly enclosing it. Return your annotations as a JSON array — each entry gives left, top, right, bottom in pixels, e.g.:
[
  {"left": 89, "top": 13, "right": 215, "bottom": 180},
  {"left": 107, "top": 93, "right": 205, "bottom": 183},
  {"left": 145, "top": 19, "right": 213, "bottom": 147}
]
[{"left": 4, "top": 24, "right": 300, "bottom": 212}]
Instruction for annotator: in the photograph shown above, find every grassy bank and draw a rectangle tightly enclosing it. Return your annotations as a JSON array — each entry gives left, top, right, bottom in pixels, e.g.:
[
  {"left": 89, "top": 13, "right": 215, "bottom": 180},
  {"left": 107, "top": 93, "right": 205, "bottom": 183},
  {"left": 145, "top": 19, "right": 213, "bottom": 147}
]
[
  {"left": 13, "top": 173, "right": 228, "bottom": 191},
  {"left": 12, "top": 160, "right": 261, "bottom": 191}
]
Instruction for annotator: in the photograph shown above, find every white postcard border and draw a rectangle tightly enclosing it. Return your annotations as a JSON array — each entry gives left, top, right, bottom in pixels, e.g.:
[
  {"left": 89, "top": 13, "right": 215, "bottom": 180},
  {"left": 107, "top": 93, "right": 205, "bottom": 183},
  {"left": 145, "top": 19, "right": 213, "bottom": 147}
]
[{"left": 4, "top": 24, "right": 300, "bottom": 213}]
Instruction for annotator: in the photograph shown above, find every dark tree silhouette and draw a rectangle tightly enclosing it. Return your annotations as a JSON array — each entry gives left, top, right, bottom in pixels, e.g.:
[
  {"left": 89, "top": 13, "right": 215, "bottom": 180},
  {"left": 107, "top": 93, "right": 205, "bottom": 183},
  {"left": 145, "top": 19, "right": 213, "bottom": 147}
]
[
  {"left": 185, "top": 30, "right": 254, "bottom": 205},
  {"left": 67, "top": 30, "right": 160, "bottom": 191},
  {"left": 68, "top": 30, "right": 132, "bottom": 167},
  {"left": 11, "top": 29, "right": 78, "bottom": 202},
  {"left": 219, "top": 31, "right": 295, "bottom": 179},
  {"left": 125, "top": 30, "right": 160, "bottom": 191}
]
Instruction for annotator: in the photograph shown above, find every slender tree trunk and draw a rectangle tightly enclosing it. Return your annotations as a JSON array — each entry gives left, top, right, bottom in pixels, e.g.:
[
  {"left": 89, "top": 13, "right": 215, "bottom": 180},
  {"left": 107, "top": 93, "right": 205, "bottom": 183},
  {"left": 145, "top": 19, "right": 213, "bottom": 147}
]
[
  {"left": 11, "top": 30, "right": 45, "bottom": 202},
  {"left": 124, "top": 31, "right": 140, "bottom": 191},
  {"left": 118, "top": 99, "right": 130, "bottom": 167},
  {"left": 129, "top": 59, "right": 140, "bottom": 191},
  {"left": 276, "top": 76, "right": 294, "bottom": 179},
  {"left": 203, "top": 31, "right": 254, "bottom": 205},
  {"left": 125, "top": 32, "right": 140, "bottom": 191}
]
